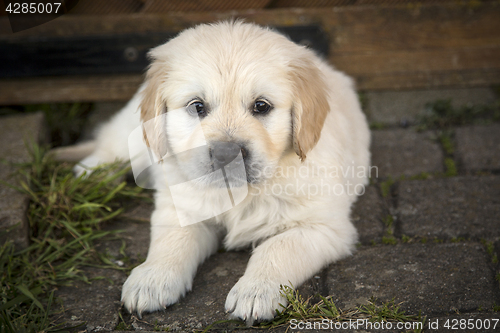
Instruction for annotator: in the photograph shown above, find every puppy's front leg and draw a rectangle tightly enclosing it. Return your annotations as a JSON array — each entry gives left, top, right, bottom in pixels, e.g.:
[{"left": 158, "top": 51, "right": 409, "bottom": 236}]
[
  {"left": 122, "top": 206, "right": 219, "bottom": 316},
  {"left": 225, "top": 223, "right": 356, "bottom": 325}
]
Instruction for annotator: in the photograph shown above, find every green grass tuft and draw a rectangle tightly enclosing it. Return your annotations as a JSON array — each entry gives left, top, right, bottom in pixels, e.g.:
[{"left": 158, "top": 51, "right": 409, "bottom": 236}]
[
  {"left": 201, "top": 287, "right": 425, "bottom": 332},
  {"left": 258, "top": 286, "right": 423, "bottom": 330},
  {"left": 444, "top": 158, "right": 458, "bottom": 177},
  {"left": 438, "top": 132, "right": 455, "bottom": 155},
  {"left": 382, "top": 236, "right": 398, "bottom": 245},
  {"left": 481, "top": 239, "right": 499, "bottom": 264},
  {"left": 409, "top": 172, "right": 431, "bottom": 181},
  {"left": 418, "top": 99, "right": 500, "bottom": 131},
  {"left": 379, "top": 177, "right": 394, "bottom": 198},
  {"left": 1, "top": 143, "right": 145, "bottom": 332},
  {"left": 358, "top": 297, "right": 418, "bottom": 323},
  {"left": 369, "top": 122, "right": 386, "bottom": 130},
  {"left": 450, "top": 237, "right": 466, "bottom": 243}
]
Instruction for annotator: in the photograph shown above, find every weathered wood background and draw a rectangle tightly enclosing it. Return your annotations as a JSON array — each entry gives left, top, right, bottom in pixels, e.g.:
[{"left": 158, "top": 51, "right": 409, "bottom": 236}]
[{"left": 0, "top": 0, "right": 498, "bottom": 104}]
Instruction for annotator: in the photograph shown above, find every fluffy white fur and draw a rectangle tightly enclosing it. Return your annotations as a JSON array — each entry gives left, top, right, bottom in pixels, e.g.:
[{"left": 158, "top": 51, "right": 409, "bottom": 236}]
[{"left": 74, "top": 22, "right": 370, "bottom": 325}]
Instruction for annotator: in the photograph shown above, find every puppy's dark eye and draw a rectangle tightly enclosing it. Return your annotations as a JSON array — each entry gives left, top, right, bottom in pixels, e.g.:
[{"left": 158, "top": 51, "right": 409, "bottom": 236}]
[
  {"left": 253, "top": 99, "right": 272, "bottom": 115},
  {"left": 187, "top": 99, "right": 206, "bottom": 117}
]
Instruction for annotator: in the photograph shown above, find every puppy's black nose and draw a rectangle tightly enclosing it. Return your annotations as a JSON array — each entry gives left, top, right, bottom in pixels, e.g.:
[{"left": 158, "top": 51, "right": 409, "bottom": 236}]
[{"left": 210, "top": 141, "right": 246, "bottom": 168}]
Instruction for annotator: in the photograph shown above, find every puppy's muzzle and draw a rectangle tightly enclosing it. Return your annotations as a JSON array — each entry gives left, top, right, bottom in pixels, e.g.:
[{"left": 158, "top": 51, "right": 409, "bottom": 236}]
[{"left": 209, "top": 141, "right": 248, "bottom": 170}]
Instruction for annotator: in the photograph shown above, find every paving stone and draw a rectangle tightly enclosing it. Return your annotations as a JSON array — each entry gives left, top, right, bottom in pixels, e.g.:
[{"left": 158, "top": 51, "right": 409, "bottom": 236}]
[
  {"left": 97, "top": 200, "right": 153, "bottom": 262},
  {"left": 371, "top": 129, "right": 444, "bottom": 178},
  {"left": 397, "top": 176, "right": 500, "bottom": 240},
  {"left": 54, "top": 215, "right": 151, "bottom": 332},
  {"left": 130, "top": 250, "right": 251, "bottom": 331},
  {"left": 122, "top": 250, "right": 319, "bottom": 332},
  {"left": 351, "top": 185, "right": 386, "bottom": 244},
  {"left": 455, "top": 124, "right": 500, "bottom": 172},
  {"left": 55, "top": 267, "right": 125, "bottom": 332},
  {"left": 55, "top": 212, "right": 250, "bottom": 332},
  {"left": 0, "top": 112, "right": 44, "bottom": 250},
  {"left": 364, "top": 87, "right": 496, "bottom": 125},
  {"left": 99, "top": 220, "right": 151, "bottom": 263},
  {"left": 326, "top": 243, "right": 499, "bottom": 316}
]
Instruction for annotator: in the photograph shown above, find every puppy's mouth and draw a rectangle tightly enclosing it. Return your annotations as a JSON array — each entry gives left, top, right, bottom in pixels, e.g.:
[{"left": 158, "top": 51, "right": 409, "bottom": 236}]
[
  {"left": 165, "top": 142, "right": 264, "bottom": 189},
  {"left": 204, "top": 141, "right": 260, "bottom": 188}
]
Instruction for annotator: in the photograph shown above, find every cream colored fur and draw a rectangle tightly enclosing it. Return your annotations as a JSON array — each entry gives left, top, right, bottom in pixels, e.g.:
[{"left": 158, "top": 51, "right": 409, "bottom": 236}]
[{"left": 74, "top": 21, "right": 370, "bottom": 325}]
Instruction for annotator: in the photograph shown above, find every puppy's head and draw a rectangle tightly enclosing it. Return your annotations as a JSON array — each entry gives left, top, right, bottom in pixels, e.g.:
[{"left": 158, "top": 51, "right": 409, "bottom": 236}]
[{"left": 140, "top": 21, "right": 329, "bottom": 186}]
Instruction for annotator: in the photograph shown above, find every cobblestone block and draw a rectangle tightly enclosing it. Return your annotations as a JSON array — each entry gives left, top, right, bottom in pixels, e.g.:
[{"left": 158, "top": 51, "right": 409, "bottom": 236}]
[
  {"left": 397, "top": 176, "right": 500, "bottom": 239},
  {"left": 364, "top": 88, "right": 496, "bottom": 125},
  {"left": 0, "top": 113, "right": 44, "bottom": 250},
  {"left": 97, "top": 202, "right": 153, "bottom": 262},
  {"left": 55, "top": 212, "right": 250, "bottom": 332},
  {"left": 371, "top": 129, "right": 444, "bottom": 178},
  {"left": 351, "top": 185, "right": 385, "bottom": 244},
  {"left": 326, "top": 243, "right": 499, "bottom": 316},
  {"left": 135, "top": 251, "right": 250, "bottom": 331},
  {"left": 54, "top": 217, "right": 151, "bottom": 332},
  {"left": 55, "top": 267, "right": 125, "bottom": 331},
  {"left": 455, "top": 124, "right": 500, "bottom": 172}
]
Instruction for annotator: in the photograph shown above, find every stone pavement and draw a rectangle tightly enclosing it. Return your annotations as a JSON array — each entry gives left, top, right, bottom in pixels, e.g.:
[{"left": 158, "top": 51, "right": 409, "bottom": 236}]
[
  {"left": 0, "top": 112, "right": 45, "bottom": 250},
  {"left": 1, "top": 87, "right": 500, "bottom": 332}
]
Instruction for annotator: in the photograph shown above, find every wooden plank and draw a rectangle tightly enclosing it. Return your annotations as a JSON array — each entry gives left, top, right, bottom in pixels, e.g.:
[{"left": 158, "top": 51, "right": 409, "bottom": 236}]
[
  {"left": 322, "top": 4, "right": 500, "bottom": 52},
  {"left": 0, "top": 26, "right": 327, "bottom": 78},
  {"left": 0, "top": 75, "right": 144, "bottom": 104},
  {"left": 3, "top": 4, "right": 498, "bottom": 47},
  {"left": 0, "top": 3, "right": 498, "bottom": 104},
  {"left": 2, "top": 67, "right": 499, "bottom": 105},
  {"left": 0, "top": 32, "right": 175, "bottom": 78},
  {"left": 142, "top": 0, "right": 272, "bottom": 13},
  {"left": 332, "top": 47, "right": 500, "bottom": 74},
  {"left": 357, "top": 69, "right": 500, "bottom": 91}
]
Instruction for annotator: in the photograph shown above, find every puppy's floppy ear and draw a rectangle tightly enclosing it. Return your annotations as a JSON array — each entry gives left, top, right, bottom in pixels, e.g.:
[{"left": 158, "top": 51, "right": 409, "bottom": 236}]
[
  {"left": 139, "top": 56, "right": 169, "bottom": 160},
  {"left": 290, "top": 54, "right": 330, "bottom": 162}
]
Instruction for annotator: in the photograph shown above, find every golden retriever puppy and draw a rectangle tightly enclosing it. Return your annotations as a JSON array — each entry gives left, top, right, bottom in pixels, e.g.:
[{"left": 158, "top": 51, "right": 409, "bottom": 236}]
[{"left": 73, "top": 21, "right": 370, "bottom": 325}]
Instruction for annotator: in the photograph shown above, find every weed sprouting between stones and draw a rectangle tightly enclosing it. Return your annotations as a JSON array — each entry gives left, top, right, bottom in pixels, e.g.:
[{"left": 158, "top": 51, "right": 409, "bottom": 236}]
[
  {"left": 201, "top": 285, "right": 425, "bottom": 332},
  {"left": 481, "top": 239, "right": 499, "bottom": 264},
  {"left": 382, "top": 215, "right": 397, "bottom": 245},
  {"left": 417, "top": 99, "right": 500, "bottom": 131},
  {"left": 379, "top": 177, "right": 394, "bottom": 198},
  {"left": 0, "top": 143, "right": 146, "bottom": 332}
]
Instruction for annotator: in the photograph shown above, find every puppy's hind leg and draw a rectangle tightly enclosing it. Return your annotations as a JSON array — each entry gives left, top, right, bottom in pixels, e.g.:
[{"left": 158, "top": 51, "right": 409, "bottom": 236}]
[
  {"left": 72, "top": 89, "right": 144, "bottom": 176},
  {"left": 50, "top": 141, "right": 98, "bottom": 162}
]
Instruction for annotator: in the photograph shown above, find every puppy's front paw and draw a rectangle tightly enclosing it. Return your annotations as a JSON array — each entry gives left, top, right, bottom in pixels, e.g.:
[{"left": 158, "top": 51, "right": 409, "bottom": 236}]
[
  {"left": 121, "top": 262, "right": 191, "bottom": 316},
  {"left": 225, "top": 277, "right": 286, "bottom": 326}
]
